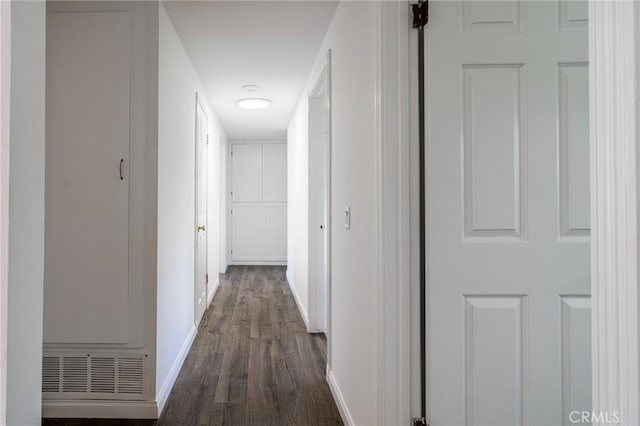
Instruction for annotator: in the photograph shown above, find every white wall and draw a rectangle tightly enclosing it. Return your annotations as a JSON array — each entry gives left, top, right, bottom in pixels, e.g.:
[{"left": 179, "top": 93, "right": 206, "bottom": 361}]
[
  {"left": 287, "top": 107, "right": 310, "bottom": 326},
  {"left": 7, "top": 1, "right": 45, "bottom": 424},
  {"left": 156, "top": 3, "right": 225, "bottom": 412},
  {"left": 287, "top": 2, "right": 379, "bottom": 424}
]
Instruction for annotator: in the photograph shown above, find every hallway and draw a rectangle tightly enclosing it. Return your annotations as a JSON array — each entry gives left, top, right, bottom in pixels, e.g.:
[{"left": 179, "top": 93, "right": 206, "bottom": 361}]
[{"left": 158, "top": 266, "right": 342, "bottom": 425}]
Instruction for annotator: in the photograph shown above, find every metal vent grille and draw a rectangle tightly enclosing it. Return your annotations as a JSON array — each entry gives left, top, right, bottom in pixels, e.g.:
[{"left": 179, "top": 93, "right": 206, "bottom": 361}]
[
  {"left": 117, "top": 358, "right": 144, "bottom": 394},
  {"left": 90, "top": 357, "right": 116, "bottom": 394},
  {"left": 42, "top": 357, "right": 61, "bottom": 393},
  {"left": 42, "top": 352, "right": 147, "bottom": 400},
  {"left": 62, "top": 357, "right": 88, "bottom": 393}
]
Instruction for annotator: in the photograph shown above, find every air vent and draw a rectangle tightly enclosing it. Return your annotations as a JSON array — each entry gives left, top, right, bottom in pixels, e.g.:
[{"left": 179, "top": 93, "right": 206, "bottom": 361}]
[
  {"left": 43, "top": 351, "right": 147, "bottom": 400},
  {"left": 91, "top": 357, "right": 115, "bottom": 394},
  {"left": 42, "top": 357, "right": 61, "bottom": 393},
  {"left": 62, "top": 357, "right": 88, "bottom": 393},
  {"left": 117, "top": 358, "right": 144, "bottom": 394}
]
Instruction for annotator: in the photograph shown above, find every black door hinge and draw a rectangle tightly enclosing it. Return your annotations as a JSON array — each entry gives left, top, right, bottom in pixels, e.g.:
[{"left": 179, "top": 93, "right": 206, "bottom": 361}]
[
  {"left": 412, "top": 1, "right": 429, "bottom": 29},
  {"left": 412, "top": 418, "right": 428, "bottom": 426}
]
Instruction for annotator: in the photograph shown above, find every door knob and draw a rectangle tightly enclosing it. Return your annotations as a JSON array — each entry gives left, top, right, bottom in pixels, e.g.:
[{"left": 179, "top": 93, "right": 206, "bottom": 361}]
[{"left": 198, "top": 225, "right": 206, "bottom": 232}]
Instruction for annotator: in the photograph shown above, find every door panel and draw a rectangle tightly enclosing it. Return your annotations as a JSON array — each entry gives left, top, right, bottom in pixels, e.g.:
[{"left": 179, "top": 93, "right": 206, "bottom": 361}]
[
  {"left": 232, "top": 144, "right": 262, "bottom": 202},
  {"left": 263, "top": 144, "right": 287, "bottom": 202},
  {"left": 264, "top": 205, "right": 287, "bottom": 260},
  {"left": 232, "top": 204, "right": 264, "bottom": 261},
  {"left": 44, "top": 11, "right": 130, "bottom": 344},
  {"left": 426, "top": 2, "right": 590, "bottom": 425}
]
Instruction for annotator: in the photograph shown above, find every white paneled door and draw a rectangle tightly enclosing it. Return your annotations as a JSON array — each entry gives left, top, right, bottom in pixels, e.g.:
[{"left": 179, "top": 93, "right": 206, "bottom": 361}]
[
  {"left": 426, "top": 2, "right": 589, "bottom": 425},
  {"left": 195, "top": 98, "right": 208, "bottom": 325},
  {"left": 231, "top": 142, "right": 287, "bottom": 263}
]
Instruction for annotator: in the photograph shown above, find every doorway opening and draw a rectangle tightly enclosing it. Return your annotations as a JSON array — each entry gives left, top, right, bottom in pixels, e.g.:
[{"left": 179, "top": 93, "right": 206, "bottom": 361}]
[
  {"left": 308, "top": 52, "right": 331, "bottom": 340},
  {"left": 195, "top": 93, "right": 208, "bottom": 326}
]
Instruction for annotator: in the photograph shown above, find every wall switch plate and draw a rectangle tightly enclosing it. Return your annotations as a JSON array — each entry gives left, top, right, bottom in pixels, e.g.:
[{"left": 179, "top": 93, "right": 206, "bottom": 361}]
[{"left": 344, "top": 206, "right": 351, "bottom": 229}]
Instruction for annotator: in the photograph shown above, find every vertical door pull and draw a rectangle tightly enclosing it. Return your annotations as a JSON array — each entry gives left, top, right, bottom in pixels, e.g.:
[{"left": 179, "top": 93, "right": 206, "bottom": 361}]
[{"left": 120, "top": 159, "right": 124, "bottom": 180}]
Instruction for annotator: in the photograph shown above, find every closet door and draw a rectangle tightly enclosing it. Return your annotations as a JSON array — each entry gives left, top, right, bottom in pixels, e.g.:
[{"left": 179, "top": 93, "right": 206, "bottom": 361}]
[
  {"left": 230, "top": 142, "right": 287, "bottom": 263},
  {"left": 44, "top": 11, "right": 130, "bottom": 344},
  {"left": 263, "top": 144, "right": 287, "bottom": 260}
]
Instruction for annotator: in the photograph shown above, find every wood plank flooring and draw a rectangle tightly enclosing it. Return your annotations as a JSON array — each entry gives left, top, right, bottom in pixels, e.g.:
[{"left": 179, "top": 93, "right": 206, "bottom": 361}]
[{"left": 43, "top": 265, "right": 342, "bottom": 426}]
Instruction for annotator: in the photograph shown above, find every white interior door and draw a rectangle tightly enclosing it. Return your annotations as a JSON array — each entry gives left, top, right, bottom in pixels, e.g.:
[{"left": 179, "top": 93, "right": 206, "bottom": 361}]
[
  {"left": 426, "top": 2, "right": 590, "bottom": 425},
  {"left": 195, "top": 98, "right": 208, "bottom": 324}
]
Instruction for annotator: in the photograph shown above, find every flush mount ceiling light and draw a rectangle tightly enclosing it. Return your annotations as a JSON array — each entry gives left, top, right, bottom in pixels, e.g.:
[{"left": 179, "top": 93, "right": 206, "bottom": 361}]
[
  {"left": 241, "top": 84, "right": 261, "bottom": 92},
  {"left": 236, "top": 98, "right": 272, "bottom": 110}
]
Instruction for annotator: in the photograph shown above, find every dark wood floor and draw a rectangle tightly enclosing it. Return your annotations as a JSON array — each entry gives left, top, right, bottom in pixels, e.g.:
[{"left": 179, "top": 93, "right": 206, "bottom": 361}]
[{"left": 44, "top": 265, "right": 342, "bottom": 426}]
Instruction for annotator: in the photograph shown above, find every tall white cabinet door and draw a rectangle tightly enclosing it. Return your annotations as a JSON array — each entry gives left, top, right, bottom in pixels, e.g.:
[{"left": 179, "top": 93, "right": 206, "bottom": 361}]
[
  {"left": 232, "top": 144, "right": 262, "bottom": 201},
  {"left": 231, "top": 204, "right": 265, "bottom": 261},
  {"left": 265, "top": 206, "right": 287, "bottom": 260},
  {"left": 44, "top": 11, "right": 131, "bottom": 344},
  {"left": 263, "top": 143, "right": 287, "bottom": 202},
  {"left": 426, "top": 2, "right": 589, "bottom": 425}
]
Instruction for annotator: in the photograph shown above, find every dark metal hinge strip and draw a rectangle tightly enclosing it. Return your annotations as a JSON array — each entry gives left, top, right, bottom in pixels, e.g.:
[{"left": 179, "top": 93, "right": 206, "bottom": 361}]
[{"left": 412, "top": 1, "right": 429, "bottom": 29}]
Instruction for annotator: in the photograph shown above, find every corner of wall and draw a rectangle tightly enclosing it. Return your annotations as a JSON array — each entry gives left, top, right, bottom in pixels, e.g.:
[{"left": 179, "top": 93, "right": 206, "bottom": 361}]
[{"left": 286, "top": 269, "right": 309, "bottom": 329}]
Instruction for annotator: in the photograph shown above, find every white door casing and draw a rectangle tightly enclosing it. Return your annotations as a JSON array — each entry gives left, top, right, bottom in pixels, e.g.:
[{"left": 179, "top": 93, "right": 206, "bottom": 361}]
[
  {"left": 0, "top": 1, "right": 9, "bottom": 423},
  {"left": 195, "top": 96, "right": 208, "bottom": 325},
  {"left": 426, "top": 2, "right": 590, "bottom": 425}
]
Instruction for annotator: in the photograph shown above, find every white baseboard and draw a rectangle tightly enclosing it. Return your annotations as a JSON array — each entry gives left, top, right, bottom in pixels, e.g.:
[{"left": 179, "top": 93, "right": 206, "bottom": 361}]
[
  {"left": 229, "top": 261, "right": 287, "bottom": 266},
  {"left": 286, "top": 269, "right": 309, "bottom": 329},
  {"left": 42, "top": 400, "right": 158, "bottom": 419},
  {"left": 327, "top": 367, "right": 355, "bottom": 426},
  {"left": 155, "top": 324, "right": 198, "bottom": 416},
  {"left": 207, "top": 278, "right": 219, "bottom": 306}
]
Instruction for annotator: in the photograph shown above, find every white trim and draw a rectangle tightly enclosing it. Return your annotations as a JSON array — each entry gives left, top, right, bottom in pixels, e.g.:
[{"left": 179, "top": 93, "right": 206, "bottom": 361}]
[
  {"left": 155, "top": 324, "right": 197, "bottom": 416},
  {"left": 229, "top": 261, "right": 287, "bottom": 266},
  {"left": 0, "top": 1, "right": 9, "bottom": 424},
  {"left": 376, "top": 2, "right": 412, "bottom": 425},
  {"left": 326, "top": 367, "right": 355, "bottom": 426},
  {"left": 286, "top": 269, "right": 309, "bottom": 329},
  {"left": 589, "top": 2, "right": 640, "bottom": 425},
  {"left": 42, "top": 400, "right": 158, "bottom": 419},
  {"left": 207, "top": 278, "right": 219, "bottom": 306}
]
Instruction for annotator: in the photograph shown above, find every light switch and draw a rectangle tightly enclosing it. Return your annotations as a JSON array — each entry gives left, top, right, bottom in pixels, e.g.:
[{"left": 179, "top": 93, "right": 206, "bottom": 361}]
[{"left": 344, "top": 206, "right": 351, "bottom": 229}]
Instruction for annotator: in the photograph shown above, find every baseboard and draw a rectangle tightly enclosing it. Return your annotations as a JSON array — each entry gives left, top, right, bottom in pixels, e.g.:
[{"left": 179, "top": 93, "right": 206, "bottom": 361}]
[
  {"left": 229, "top": 261, "right": 287, "bottom": 266},
  {"left": 207, "top": 278, "right": 219, "bottom": 306},
  {"left": 42, "top": 400, "right": 158, "bottom": 419},
  {"left": 326, "top": 367, "right": 355, "bottom": 426},
  {"left": 286, "top": 269, "right": 309, "bottom": 329},
  {"left": 155, "top": 324, "right": 198, "bottom": 416}
]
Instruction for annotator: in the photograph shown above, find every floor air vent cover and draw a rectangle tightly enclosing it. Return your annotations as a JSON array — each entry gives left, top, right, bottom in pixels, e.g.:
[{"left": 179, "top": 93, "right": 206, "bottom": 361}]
[{"left": 42, "top": 352, "right": 148, "bottom": 400}]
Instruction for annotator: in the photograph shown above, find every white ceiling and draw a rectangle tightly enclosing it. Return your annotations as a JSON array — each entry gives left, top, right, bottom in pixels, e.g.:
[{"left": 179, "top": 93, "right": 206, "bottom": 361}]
[{"left": 163, "top": 1, "right": 338, "bottom": 140}]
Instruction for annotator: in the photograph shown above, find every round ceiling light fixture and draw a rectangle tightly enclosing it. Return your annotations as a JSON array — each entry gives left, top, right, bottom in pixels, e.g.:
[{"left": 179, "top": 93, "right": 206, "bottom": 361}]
[
  {"left": 241, "top": 84, "right": 261, "bottom": 92},
  {"left": 236, "top": 98, "right": 272, "bottom": 110}
]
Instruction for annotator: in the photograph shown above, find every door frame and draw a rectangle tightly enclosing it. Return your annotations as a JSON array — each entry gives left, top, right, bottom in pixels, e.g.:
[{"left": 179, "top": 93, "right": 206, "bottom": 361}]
[
  {"left": 0, "top": 1, "right": 10, "bottom": 423},
  {"left": 589, "top": 2, "right": 640, "bottom": 424},
  {"left": 308, "top": 51, "right": 331, "bottom": 335},
  {"left": 194, "top": 92, "right": 208, "bottom": 325}
]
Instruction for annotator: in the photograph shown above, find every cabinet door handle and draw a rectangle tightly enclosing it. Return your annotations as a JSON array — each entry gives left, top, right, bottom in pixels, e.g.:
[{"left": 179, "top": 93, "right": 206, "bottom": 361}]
[{"left": 120, "top": 159, "right": 124, "bottom": 180}]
